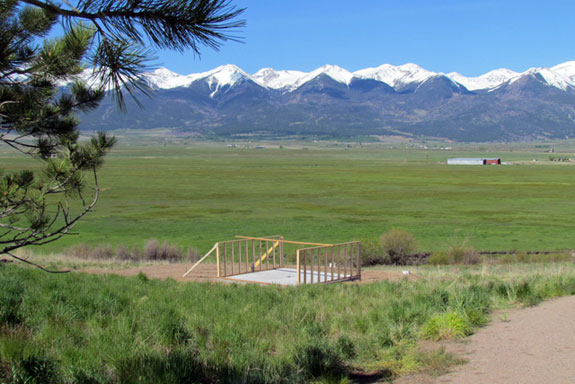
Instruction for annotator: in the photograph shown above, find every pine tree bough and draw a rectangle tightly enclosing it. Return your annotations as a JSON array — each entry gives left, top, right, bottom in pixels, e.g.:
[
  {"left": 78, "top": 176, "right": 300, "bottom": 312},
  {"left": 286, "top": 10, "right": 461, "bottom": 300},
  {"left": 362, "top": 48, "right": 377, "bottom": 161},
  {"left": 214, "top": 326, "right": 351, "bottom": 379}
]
[{"left": 0, "top": 1, "right": 244, "bottom": 270}]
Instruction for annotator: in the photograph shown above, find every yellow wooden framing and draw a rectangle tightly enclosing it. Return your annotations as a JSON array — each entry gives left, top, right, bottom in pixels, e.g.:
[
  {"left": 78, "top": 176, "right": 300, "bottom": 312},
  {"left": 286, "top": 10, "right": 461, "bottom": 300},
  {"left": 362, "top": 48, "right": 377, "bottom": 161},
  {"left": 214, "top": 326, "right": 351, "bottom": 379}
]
[
  {"left": 235, "top": 236, "right": 332, "bottom": 247},
  {"left": 182, "top": 243, "right": 218, "bottom": 277},
  {"left": 182, "top": 236, "right": 359, "bottom": 284},
  {"left": 253, "top": 240, "right": 280, "bottom": 269}
]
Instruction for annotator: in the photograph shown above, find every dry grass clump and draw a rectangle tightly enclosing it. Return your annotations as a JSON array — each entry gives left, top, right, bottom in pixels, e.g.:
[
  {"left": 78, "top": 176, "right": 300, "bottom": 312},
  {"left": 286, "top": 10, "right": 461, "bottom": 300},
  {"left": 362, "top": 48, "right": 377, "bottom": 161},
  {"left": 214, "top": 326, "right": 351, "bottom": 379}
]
[
  {"left": 186, "top": 247, "right": 200, "bottom": 262},
  {"left": 62, "top": 240, "right": 199, "bottom": 263}
]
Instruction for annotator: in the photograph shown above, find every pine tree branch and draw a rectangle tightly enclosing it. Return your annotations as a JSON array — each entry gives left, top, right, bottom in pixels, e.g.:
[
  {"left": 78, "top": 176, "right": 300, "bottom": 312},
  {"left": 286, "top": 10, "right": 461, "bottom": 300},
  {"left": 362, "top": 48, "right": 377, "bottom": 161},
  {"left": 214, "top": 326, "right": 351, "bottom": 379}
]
[
  {"left": 20, "top": 0, "right": 245, "bottom": 52},
  {"left": 0, "top": 166, "right": 101, "bottom": 252}
]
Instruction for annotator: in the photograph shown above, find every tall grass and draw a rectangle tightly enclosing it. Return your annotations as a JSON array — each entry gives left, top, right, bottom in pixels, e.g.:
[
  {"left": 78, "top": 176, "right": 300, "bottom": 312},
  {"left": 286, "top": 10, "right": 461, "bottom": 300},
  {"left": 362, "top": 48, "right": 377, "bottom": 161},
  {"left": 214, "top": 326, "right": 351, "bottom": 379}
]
[{"left": 2, "top": 263, "right": 575, "bottom": 382}]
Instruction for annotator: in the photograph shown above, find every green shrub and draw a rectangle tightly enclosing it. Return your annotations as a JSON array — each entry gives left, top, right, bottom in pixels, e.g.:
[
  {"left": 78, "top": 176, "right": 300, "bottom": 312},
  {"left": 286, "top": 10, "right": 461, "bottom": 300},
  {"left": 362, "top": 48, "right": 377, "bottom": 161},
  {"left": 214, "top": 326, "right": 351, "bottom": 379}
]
[
  {"left": 428, "top": 252, "right": 450, "bottom": 265},
  {"left": 380, "top": 229, "right": 418, "bottom": 265},
  {"left": 360, "top": 238, "right": 385, "bottom": 265},
  {"left": 421, "top": 312, "right": 471, "bottom": 341}
]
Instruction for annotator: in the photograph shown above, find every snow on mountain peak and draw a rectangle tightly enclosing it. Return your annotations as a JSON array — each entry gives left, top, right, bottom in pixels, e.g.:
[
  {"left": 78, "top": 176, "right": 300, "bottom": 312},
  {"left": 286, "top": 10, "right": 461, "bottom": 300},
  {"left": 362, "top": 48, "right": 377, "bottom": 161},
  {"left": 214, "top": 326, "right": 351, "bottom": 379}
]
[
  {"left": 152, "top": 67, "right": 179, "bottom": 77},
  {"left": 144, "top": 67, "right": 187, "bottom": 89},
  {"left": 354, "top": 63, "right": 435, "bottom": 88},
  {"left": 252, "top": 68, "right": 307, "bottom": 89},
  {"left": 112, "top": 61, "right": 575, "bottom": 93},
  {"left": 292, "top": 64, "right": 355, "bottom": 88},
  {"left": 551, "top": 61, "right": 575, "bottom": 83},
  {"left": 206, "top": 64, "right": 248, "bottom": 86},
  {"left": 447, "top": 68, "right": 520, "bottom": 91},
  {"left": 504, "top": 66, "right": 572, "bottom": 90},
  {"left": 185, "top": 64, "right": 250, "bottom": 97},
  {"left": 533, "top": 68, "right": 571, "bottom": 90}
]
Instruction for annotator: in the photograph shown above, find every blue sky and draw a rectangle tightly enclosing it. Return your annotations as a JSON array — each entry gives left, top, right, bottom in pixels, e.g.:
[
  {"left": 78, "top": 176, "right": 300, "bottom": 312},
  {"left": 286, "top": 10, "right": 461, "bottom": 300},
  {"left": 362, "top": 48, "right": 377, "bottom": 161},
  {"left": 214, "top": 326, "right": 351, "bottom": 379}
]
[{"left": 155, "top": 0, "right": 575, "bottom": 76}]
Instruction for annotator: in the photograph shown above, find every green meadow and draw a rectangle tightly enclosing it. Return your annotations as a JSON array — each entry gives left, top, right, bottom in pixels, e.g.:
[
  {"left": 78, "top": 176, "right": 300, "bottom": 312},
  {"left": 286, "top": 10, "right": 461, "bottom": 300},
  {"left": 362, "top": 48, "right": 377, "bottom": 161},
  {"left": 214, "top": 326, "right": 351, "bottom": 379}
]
[
  {"left": 2, "top": 140, "right": 575, "bottom": 254},
  {"left": 3, "top": 139, "right": 575, "bottom": 382}
]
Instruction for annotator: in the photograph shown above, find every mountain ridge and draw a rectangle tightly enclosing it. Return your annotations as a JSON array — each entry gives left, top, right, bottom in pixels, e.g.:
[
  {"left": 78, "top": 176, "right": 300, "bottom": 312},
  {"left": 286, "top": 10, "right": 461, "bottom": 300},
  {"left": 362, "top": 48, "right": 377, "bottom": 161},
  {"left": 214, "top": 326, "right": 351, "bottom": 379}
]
[
  {"left": 77, "top": 61, "right": 575, "bottom": 142},
  {"left": 140, "top": 61, "right": 575, "bottom": 94}
]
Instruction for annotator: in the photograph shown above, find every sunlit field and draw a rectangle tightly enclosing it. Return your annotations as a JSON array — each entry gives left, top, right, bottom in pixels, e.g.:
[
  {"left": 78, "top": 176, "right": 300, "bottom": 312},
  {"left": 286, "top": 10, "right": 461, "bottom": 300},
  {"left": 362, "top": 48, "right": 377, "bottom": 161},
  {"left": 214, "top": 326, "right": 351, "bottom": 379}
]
[{"left": 2, "top": 139, "right": 575, "bottom": 254}]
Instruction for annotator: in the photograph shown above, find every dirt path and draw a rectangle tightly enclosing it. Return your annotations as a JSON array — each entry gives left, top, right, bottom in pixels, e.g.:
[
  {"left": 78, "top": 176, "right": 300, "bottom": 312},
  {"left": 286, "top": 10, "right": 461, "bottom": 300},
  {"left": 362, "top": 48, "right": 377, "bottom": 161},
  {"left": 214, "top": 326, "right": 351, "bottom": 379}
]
[{"left": 398, "top": 295, "right": 575, "bottom": 384}]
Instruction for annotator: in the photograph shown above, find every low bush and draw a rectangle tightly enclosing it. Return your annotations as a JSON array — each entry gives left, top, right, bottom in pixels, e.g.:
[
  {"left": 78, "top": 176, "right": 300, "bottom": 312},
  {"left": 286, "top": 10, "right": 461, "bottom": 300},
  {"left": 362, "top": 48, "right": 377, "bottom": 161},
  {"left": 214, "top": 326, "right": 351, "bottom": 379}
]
[
  {"left": 159, "top": 242, "right": 183, "bottom": 262},
  {"left": 186, "top": 247, "right": 201, "bottom": 262},
  {"left": 380, "top": 229, "right": 418, "bottom": 265},
  {"left": 427, "top": 252, "right": 450, "bottom": 265},
  {"left": 145, "top": 240, "right": 183, "bottom": 262},
  {"left": 144, "top": 240, "right": 160, "bottom": 260},
  {"left": 446, "top": 244, "right": 479, "bottom": 265},
  {"left": 360, "top": 238, "right": 385, "bottom": 265}
]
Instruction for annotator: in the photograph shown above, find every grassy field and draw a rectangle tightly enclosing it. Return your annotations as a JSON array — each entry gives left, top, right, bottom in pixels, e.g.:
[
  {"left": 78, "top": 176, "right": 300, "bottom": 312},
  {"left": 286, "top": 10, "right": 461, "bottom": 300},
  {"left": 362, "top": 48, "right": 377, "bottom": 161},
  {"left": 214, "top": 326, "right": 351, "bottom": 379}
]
[
  {"left": 2, "top": 139, "right": 575, "bottom": 255},
  {"left": 2, "top": 262, "right": 575, "bottom": 383},
  {"left": 3, "top": 138, "right": 575, "bottom": 383}
]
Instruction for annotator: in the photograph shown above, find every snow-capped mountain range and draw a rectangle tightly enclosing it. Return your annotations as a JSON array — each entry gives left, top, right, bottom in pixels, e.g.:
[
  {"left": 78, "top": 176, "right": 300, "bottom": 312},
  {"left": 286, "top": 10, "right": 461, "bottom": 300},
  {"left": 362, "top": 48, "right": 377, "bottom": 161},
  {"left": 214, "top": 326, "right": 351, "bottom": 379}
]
[
  {"left": 80, "top": 61, "right": 575, "bottom": 142},
  {"left": 142, "top": 61, "right": 575, "bottom": 94}
]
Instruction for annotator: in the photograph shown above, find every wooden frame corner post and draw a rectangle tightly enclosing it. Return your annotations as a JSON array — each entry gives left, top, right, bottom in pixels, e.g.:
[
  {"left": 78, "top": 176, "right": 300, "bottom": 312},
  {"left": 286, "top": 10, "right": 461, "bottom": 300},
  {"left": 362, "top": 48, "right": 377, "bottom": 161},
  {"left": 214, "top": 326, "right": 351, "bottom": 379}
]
[
  {"left": 216, "top": 243, "right": 221, "bottom": 278},
  {"left": 357, "top": 242, "right": 361, "bottom": 280},
  {"left": 296, "top": 249, "right": 301, "bottom": 285}
]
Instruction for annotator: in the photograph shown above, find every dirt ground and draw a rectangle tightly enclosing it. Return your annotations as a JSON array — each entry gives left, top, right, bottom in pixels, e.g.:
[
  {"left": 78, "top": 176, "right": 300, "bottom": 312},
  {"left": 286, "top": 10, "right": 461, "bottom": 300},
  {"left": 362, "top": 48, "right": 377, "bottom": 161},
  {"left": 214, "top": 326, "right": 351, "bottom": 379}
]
[
  {"left": 81, "top": 263, "right": 418, "bottom": 284},
  {"left": 397, "top": 295, "right": 575, "bottom": 384}
]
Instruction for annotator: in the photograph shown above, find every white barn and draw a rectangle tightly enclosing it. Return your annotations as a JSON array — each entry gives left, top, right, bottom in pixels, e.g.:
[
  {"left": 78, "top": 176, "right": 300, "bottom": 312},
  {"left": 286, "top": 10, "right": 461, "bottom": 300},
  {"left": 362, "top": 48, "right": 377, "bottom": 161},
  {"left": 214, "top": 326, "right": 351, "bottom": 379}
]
[{"left": 447, "top": 158, "right": 501, "bottom": 165}]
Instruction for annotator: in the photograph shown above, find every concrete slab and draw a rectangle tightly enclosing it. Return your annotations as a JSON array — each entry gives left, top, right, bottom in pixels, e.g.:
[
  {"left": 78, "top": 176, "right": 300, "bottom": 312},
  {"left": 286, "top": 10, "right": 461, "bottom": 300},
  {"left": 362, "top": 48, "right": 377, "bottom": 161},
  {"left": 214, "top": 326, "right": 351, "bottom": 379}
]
[{"left": 223, "top": 268, "right": 352, "bottom": 286}]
